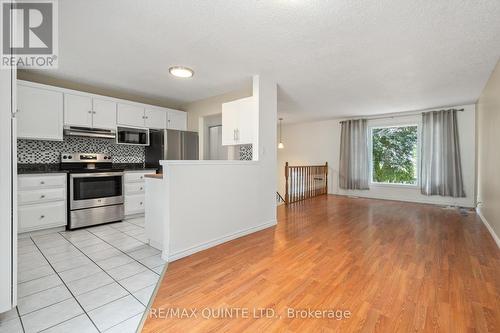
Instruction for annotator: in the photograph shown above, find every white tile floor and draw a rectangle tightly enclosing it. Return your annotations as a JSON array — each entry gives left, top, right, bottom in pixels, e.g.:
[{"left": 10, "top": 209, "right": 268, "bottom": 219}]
[{"left": 1, "top": 217, "right": 166, "bottom": 333}]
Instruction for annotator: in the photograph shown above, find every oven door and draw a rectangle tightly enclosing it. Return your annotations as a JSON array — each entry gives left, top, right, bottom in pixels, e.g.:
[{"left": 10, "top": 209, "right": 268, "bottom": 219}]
[{"left": 70, "top": 172, "right": 124, "bottom": 210}]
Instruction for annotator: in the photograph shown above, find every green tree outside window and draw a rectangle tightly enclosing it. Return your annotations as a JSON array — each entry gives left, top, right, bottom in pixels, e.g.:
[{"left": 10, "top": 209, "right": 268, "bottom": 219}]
[{"left": 371, "top": 126, "right": 418, "bottom": 184}]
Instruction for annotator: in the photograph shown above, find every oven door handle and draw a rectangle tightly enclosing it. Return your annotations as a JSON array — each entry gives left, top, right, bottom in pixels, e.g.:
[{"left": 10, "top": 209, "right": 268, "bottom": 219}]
[{"left": 70, "top": 172, "right": 124, "bottom": 178}]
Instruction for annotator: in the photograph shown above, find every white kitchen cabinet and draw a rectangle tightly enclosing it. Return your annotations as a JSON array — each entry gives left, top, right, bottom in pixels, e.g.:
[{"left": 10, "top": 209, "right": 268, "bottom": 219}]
[
  {"left": 92, "top": 98, "right": 117, "bottom": 129},
  {"left": 64, "top": 94, "right": 117, "bottom": 130},
  {"left": 18, "top": 173, "right": 67, "bottom": 233},
  {"left": 145, "top": 107, "right": 167, "bottom": 129},
  {"left": 17, "top": 84, "right": 64, "bottom": 141},
  {"left": 64, "top": 93, "right": 93, "bottom": 128},
  {"left": 124, "top": 170, "right": 156, "bottom": 216},
  {"left": 167, "top": 109, "right": 187, "bottom": 130},
  {"left": 117, "top": 103, "right": 145, "bottom": 127},
  {"left": 221, "top": 96, "right": 255, "bottom": 146},
  {"left": 17, "top": 80, "right": 187, "bottom": 139}
]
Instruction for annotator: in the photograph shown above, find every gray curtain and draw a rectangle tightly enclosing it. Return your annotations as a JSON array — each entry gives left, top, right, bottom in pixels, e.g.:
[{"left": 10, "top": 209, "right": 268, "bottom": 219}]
[
  {"left": 339, "top": 119, "right": 369, "bottom": 190},
  {"left": 420, "top": 110, "right": 465, "bottom": 197}
]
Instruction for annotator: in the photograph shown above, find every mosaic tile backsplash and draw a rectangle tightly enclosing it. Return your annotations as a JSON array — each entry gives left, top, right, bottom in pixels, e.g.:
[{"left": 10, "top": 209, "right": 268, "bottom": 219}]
[
  {"left": 239, "top": 144, "right": 253, "bottom": 161},
  {"left": 18, "top": 136, "right": 145, "bottom": 164}
]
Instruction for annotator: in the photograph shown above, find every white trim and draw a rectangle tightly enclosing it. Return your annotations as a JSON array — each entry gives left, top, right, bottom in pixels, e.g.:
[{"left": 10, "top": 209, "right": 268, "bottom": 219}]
[
  {"left": 165, "top": 220, "right": 277, "bottom": 262},
  {"left": 476, "top": 207, "right": 500, "bottom": 249}
]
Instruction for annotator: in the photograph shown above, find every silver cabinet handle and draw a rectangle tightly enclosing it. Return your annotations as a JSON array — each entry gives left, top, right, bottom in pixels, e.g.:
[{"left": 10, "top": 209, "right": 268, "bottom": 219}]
[
  {"left": 233, "top": 129, "right": 237, "bottom": 141},
  {"left": 88, "top": 110, "right": 92, "bottom": 114},
  {"left": 92, "top": 111, "right": 96, "bottom": 114}
]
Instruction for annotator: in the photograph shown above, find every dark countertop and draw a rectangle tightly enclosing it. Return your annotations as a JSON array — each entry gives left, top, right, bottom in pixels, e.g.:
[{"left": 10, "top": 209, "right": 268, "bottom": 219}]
[
  {"left": 112, "top": 163, "right": 159, "bottom": 171},
  {"left": 18, "top": 163, "right": 158, "bottom": 174},
  {"left": 17, "top": 164, "right": 68, "bottom": 174}
]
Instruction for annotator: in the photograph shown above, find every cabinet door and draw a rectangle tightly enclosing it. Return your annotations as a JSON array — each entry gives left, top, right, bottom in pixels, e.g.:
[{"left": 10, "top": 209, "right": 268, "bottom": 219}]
[
  {"left": 17, "top": 85, "right": 64, "bottom": 140},
  {"left": 236, "top": 97, "right": 255, "bottom": 145},
  {"left": 92, "top": 98, "right": 117, "bottom": 129},
  {"left": 144, "top": 107, "right": 167, "bottom": 129},
  {"left": 64, "top": 93, "right": 93, "bottom": 128},
  {"left": 117, "top": 103, "right": 145, "bottom": 127},
  {"left": 221, "top": 97, "right": 254, "bottom": 145},
  {"left": 166, "top": 109, "right": 187, "bottom": 130},
  {"left": 221, "top": 100, "right": 240, "bottom": 145}
]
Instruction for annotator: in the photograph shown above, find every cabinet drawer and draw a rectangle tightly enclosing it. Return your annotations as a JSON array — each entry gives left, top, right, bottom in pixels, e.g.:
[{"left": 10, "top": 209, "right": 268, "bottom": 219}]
[
  {"left": 18, "top": 174, "right": 66, "bottom": 189},
  {"left": 125, "top": 194, "right": 145, "bottom": 215},
  {"left": 18, "top": 201, "right": 66, "bottom": 232},
  {"left": 125, "top": 183, "right": 145, "bottom": 195},
  {"left": 124, "top": 170, "right": 156, "bottom": 183},
  {"left": 18, "top": 188, "right": 66, "bottom": 205}
]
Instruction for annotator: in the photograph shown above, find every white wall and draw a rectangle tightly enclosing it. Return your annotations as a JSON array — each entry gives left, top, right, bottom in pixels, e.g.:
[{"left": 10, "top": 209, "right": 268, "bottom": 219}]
[
  {"left": 181, "top": 87, "right": 252, "bottom": 160},
  {"left": 476, "top": 60, "right": 500, "bottom": 247},
  {"left": 278, "top": 104, "right": 476, "bottom": 207},
  {"left": 0, "top": 65, "right": 16, "bottom": 312},
  {"left": 159, "top": 75, "right": 277, "bottom": 261},
  {"left": 182, "top": 87, "right": 252, "bottom": 132}
]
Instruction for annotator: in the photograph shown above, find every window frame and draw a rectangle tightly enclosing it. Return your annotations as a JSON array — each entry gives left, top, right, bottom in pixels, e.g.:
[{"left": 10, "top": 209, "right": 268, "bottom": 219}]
[{"left": 368, "top": 122, "right": 420, "bottom": 188}]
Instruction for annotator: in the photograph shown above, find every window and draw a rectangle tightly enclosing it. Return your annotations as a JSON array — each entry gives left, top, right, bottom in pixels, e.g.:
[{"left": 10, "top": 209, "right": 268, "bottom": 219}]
[{"left": 371, "top": 125, "right": 418, "bottom": 185}]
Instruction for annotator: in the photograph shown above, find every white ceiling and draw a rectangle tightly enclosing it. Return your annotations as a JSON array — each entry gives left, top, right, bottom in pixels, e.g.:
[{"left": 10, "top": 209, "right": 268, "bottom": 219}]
[{"left": 28, "top": 0, "right": 500, "bottom": 122}]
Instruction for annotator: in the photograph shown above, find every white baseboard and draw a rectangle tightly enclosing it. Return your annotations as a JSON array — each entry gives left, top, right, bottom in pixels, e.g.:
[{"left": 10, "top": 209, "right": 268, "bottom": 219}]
[
  {"left": 476, "top": 207, "right": 500, "bottom": 249},
  {"left": 167, "top": 220, "right": 277, "bottom": 262}
]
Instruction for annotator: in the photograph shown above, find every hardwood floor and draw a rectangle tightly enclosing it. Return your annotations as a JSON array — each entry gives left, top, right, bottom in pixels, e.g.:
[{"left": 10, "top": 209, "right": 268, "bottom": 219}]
[{"left": 142, "top": 195, "right": 500, "bottom": 332}]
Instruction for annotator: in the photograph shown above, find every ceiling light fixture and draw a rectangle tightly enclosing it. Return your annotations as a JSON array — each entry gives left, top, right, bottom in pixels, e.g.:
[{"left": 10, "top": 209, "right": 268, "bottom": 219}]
[
  {"left": 278, "top": 118, "right": 285, "bottom": 149},
  {"left": 169, "top": 66, "right": 194, "bottom": 78}
]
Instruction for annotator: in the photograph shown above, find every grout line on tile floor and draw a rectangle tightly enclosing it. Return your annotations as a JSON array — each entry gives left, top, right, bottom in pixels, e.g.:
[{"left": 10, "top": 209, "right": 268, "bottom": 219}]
[
  {"left": 37, "top": 314, "right": 84, "bottom": 333},
  {"left": 28, "top": 235, "right": 102, "bottom": 333},
  {"left": 17, "top": 286, "right": 72, "bottom": 317},
  {"left": 82, "top": 225, "right": 162, "bottom": 277},
  {"left": 16, "top": 305, "right": 26, "bottom": 333},
  {"left": 57, "top": 225, "right": 161, "bottom": 329}
]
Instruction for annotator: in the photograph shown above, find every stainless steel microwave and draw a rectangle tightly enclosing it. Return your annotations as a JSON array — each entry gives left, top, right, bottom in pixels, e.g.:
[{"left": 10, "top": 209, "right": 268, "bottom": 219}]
[{"left": 116, "top": 126, "right": 149, "bottom": 145}]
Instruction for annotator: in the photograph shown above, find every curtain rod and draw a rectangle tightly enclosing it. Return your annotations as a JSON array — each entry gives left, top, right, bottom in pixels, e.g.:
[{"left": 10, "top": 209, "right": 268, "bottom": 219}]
[{"left": 340, "top": 108, "right": 465, "bottom": 123}]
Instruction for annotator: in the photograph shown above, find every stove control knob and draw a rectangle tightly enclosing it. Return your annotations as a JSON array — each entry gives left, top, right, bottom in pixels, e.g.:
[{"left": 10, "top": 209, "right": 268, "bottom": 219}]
[
  {"left": 62, "top": 155, "right": 67, "bottom": 159},
  {"left": 68, "top": 156, "right": 72, "bottom": 159},
  {"left": 103, "top": 156, "right": 107, "bottom": 160}
]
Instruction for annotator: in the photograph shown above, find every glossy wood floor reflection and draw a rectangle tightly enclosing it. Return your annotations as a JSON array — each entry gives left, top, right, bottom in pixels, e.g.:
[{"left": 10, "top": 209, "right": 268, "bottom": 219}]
[{"left": 142, "top": 195, "right": 500, "bottom": 333}]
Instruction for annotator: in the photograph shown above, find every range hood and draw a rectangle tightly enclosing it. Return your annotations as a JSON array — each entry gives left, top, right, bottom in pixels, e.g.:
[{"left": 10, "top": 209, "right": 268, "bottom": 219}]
[{"left": 63, "top": 126, "right": 116, "bottom": 139}]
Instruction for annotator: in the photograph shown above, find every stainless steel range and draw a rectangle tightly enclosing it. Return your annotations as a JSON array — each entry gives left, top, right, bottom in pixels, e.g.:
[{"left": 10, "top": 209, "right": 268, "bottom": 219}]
[{"left": 61, "top": 153, "right": 124, "bottom": 230}]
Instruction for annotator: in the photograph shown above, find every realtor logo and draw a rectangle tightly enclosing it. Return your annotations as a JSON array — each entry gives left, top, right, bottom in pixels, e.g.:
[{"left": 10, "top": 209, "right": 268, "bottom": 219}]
[{"left": 1, "top": 0, "right": 58, "bottom": 68}]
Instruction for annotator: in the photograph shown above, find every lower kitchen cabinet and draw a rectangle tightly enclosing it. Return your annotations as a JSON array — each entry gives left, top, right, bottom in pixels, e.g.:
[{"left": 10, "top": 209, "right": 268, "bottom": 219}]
[
  {"left": 124, "top": 170, "right": 156, "bottom": 216},
  {"left": 18, "top": 173, "right": 67, "bottom": 233}
]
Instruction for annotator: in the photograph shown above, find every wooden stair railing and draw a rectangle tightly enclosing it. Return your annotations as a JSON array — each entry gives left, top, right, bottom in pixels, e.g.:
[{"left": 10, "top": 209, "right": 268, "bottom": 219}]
[{"left": 285, "top": 162, "right": 328, "bottom": 204}]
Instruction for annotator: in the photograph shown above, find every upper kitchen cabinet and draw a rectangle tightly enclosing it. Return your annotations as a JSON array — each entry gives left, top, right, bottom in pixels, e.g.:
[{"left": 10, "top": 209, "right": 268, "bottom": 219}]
[
  {"left": 117, "top": 103, "right": 145, "bottom": 127},
  {"left": 65, "top": 94, "right": 117, "bottom": 130},
  {"left": 92, "top": 98, "right": 117, "bottom": 129},
  {"left": 221, "top": 96, "right": 255, "bottom": 146},
  {"left": 64, "top": 93, "right": 92, "bottom": 128},
  {"left": 166, "top": 109, "right": 187, "bottom": 130},
  {"left": 144, "top": 107, "right": 167, "bottom": 129},
  {"left": 17, "top": 84, "right": 64, "bottom": 141},
  {"left": 118, "top": 104, "right": 186, "bottom": 130}
]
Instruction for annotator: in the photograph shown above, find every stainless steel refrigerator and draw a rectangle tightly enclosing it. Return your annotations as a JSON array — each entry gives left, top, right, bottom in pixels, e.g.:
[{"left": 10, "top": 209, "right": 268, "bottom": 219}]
[{"left": 145, "top": 130, "right": 199, "bottom": 170}]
